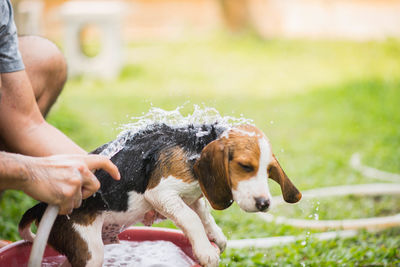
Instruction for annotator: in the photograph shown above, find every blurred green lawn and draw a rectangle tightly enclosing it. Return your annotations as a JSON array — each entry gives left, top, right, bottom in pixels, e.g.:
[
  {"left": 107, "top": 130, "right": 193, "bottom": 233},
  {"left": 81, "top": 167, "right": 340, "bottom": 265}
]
[{"left": 1, "top": 35, "right": 400, "bottom": 265}]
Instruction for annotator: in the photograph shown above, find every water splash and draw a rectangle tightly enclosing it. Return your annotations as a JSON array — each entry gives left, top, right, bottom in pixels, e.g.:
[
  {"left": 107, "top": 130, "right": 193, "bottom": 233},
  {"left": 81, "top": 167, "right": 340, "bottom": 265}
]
[
  {"left": 100, "top": 105, "right": 253, "bottom": 158},
  {"left": 301, "top": 231, "right": 312, "bottom": 247},
  {"left": 313, "top": 201, "right": 320, "bottom": 220},
  {"left": 302, "top": 200, "right": 320, "bottom": 247},
  {"left": 306, "top": 200, "right": 320, "bottom": 221}
]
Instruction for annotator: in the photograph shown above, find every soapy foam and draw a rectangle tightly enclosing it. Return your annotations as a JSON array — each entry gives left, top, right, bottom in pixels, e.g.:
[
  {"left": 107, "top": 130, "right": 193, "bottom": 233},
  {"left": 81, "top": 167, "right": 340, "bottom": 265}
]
[
  {"left": 42, "top": 255, "right": 66, "bottom": 266},
  {"left": 41, "top": 240, "right": 195, "bottom": 267},
  {"left": 103, "top": 240, "right": 195, "bottom": 267},
  {"left": 100, "top": 105, "right": 253, "bottom": 158}
]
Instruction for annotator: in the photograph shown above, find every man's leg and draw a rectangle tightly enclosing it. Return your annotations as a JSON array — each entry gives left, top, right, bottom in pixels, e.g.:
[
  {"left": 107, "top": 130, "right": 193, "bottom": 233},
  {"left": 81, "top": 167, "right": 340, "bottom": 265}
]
[
  {"left": 18, "top": 36, "right": 67, "bottom": 117},
  {"left": 0, "top": 37, "right": 66, "bottom": 178},
  {"left": 0, "top": 37, "right": 68, "bottom": 248}
]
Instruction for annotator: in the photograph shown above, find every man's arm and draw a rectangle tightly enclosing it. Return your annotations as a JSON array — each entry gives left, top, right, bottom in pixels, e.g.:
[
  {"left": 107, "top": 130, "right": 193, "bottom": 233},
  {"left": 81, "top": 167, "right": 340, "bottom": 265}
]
[
  {"left": 0, "top": 0, "right": 120, "bottom": 215},
  {"left": 0, "top": 152, "right": 120, "bottom": 214},
  {"left": 0, "top": 0, "right": 79, "bottom": 156},
  {"left": 0, "top": 70, "right": 85, "bottom": 156},
  {"left": 0, "top": 70, "right": 123, "bottom": 214}
]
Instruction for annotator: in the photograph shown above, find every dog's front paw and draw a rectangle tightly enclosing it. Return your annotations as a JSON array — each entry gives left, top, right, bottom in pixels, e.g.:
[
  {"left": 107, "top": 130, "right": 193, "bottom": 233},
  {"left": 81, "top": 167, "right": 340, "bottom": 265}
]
[
  {"left": 193, "top": 244, "right": 220, "bottom": 267},
  {"left": 207, "top": 226, "right": 227, "bottom": 253}
]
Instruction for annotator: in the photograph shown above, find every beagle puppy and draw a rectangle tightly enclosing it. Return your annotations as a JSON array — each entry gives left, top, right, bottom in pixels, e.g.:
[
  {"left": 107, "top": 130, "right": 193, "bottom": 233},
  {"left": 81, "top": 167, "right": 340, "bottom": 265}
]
[{"left": 19, "top": 123, "right": 301, "bottom": 267}]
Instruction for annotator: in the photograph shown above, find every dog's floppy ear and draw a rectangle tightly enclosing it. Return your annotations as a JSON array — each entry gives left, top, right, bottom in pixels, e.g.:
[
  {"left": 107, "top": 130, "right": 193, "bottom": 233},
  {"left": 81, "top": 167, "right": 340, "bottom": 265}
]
[
  {"left": 194, "top": 139, "right": 233, "bottom": 210},
  {"left": 268, "top": 155, "right": 302, "bottom": 203}
]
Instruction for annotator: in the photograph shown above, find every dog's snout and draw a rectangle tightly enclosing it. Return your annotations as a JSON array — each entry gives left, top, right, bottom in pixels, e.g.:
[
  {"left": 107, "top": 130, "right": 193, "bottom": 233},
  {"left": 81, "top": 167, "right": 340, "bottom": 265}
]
[{"left": 254, "top": 197, "right": 270, "bottom": 211}]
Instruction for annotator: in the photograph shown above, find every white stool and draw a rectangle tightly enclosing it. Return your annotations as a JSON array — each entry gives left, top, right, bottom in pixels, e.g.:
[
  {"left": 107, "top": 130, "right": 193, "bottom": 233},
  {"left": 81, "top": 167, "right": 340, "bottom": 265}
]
[{"left": 60, "top": 1, "right": 125, "bottom": 79}]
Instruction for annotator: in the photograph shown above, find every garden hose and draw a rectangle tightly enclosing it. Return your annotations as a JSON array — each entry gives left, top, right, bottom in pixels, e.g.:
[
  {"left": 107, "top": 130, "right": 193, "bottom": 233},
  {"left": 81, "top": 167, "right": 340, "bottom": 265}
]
[{"left": 28, "top": 204, "right": 59, "bottom": 267}]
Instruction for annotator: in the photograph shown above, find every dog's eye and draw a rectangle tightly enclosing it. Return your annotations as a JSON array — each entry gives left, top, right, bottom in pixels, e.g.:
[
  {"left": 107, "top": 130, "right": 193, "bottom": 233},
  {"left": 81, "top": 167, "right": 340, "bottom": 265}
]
[
  {"left": 239, "top": 163, "right": 254, "bottom": 172},
  {"left": 267, "top": 165, "right": 272, "bottom": 173}
]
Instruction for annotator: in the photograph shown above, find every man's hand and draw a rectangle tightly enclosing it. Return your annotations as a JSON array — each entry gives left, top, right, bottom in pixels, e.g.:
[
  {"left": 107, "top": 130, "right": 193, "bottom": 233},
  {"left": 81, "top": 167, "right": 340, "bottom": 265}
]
[
  {"left": 0, "top": 39, "right": 121, "bottom": 215},
  {"left": 23, "top": 154, "right": 120, "bottom": 214},
  {"left": 0, "top": 152, "right": 120, "bottom": 215}
]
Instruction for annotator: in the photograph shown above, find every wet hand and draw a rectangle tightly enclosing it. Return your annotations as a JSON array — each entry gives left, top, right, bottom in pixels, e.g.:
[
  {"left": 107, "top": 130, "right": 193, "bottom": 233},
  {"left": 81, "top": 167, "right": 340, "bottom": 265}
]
[{"left": 22, "top": 154, "right": 120, "bottom": 214}]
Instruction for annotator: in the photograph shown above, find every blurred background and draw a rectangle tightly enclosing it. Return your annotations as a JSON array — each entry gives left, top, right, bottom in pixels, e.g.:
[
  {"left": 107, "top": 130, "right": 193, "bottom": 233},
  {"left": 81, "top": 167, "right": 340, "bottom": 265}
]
[
  {"left": 12, "top": 0, "right": 400, "bottom": 40},
  {"left": 2, "top": 0, "right": 400, "bottom": 265}
]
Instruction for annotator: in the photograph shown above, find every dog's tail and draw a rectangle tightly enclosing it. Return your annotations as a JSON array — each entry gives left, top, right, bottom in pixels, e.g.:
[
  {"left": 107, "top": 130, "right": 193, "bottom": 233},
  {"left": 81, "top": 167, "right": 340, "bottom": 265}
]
[{"left": 18, "top": 203, "right": 48, "bottom": 242}]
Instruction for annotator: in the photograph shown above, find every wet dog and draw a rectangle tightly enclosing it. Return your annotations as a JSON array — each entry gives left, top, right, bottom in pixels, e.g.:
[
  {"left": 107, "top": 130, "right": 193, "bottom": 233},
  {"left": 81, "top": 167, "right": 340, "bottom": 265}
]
[{"left": 19, "top": 123, "right": 301, "bottom": 267}]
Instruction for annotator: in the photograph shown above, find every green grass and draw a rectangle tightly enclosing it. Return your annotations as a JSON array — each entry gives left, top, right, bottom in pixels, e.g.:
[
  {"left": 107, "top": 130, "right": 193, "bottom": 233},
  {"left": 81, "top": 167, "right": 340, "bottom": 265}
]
[
  {"left": 1, "top": 34, "right": 400, "bottom": 265},
  {"left": 270, "top": 195, "right": 400, "bottom": 220},
  {"left": 221, "top": 228, "right": 400, "bottom": 266}
]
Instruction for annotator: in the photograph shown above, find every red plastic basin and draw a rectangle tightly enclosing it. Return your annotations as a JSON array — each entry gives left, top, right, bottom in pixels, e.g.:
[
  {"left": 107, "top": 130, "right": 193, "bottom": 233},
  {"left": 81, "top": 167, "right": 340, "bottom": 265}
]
[{"left": 0, "top": 226, "right": 201, "bottom": 267}]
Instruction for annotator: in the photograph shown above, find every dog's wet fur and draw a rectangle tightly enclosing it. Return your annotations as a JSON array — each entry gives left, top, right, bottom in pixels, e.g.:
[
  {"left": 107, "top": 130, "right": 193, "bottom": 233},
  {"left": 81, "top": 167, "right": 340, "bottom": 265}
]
[{"left": 19, "top": 123, "right": 227, "bottom": 265}]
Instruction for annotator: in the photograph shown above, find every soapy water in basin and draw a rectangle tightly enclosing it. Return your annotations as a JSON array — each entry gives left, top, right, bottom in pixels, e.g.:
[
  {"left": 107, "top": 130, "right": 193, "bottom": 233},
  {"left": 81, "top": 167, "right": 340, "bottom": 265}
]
[
  {"left": 103, "top": 240, "right": 195, "bottom": 267},
  {"left": 42, "top": 240, "right": 195, "bottom": 267},
  {"left": 100, "top": 105, "right": 253, "bottom": 158}
]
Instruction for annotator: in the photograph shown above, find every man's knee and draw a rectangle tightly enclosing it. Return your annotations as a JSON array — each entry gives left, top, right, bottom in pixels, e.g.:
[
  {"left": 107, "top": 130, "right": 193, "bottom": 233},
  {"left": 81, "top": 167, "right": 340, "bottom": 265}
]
[{"left": 18, "top": 36, "right": 67, "bottom": 116}]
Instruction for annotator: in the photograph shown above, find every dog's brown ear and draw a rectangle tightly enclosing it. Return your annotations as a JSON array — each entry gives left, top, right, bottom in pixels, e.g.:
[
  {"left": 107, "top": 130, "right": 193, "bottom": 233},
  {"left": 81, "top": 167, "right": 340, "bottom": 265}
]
[
  {"left": 268, "top": 155, "right": 302, "bottom": 203},
  {"left": 194, "top": 139, "right": 233, "bottom": 210}
]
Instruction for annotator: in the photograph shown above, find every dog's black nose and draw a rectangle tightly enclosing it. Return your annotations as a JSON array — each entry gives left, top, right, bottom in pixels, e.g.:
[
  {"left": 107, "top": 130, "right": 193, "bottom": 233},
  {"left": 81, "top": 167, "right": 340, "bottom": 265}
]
[{"left": 254, "top": 197, "right": 270, "bottom": 211}]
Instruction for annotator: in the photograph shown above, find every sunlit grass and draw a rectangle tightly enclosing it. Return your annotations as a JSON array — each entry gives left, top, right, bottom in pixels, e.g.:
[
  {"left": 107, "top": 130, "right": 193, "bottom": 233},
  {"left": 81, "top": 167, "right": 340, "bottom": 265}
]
[
  {"left": 1, "top": 35, "right": 400, "bottom": 265},
  {"left": 270, "top": 195, "right": 400, "bottom": 220}
]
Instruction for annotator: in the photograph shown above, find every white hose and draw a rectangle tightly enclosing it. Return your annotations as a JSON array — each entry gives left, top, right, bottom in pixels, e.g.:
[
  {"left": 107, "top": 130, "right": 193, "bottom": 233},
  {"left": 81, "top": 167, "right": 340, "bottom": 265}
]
[
  {"left": 28, "top": 205, "right": 59, "bottom": 267},
  {"left": 228, "top": 230, "right": 358, "bottom": 249},
  {"left": 257, "top": 153, "right": 400, "bottom": 231},
  {"left": 350, "top": 153, "right": 400, "bottom": 182},
  {"left": 259, "top": 183, "right": 400, "bottom": 230}
]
